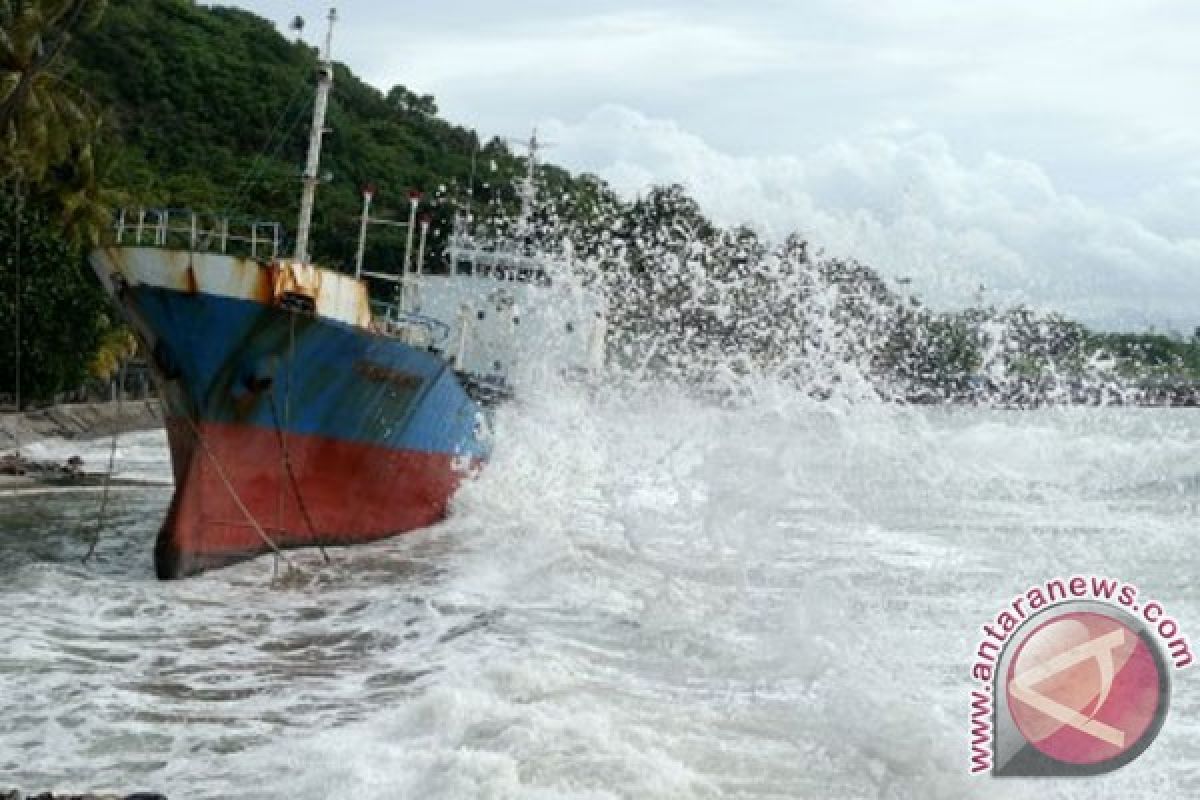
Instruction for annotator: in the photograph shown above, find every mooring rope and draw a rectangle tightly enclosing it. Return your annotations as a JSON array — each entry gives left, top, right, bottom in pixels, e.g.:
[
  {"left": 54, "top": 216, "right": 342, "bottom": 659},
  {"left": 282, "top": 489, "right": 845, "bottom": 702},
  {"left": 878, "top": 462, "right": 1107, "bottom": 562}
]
[
  {"left": 4, "top": 178, "right": 25, "bottom": 504},
  {"left": 266, "top": 398, "right": 331, "bottom": 565},
  {"left": 224, "top": 82, "right": 313, "bottom": 217},
  {"left": 13, "top": 175, "right": 23, "bottom": 444},
  {"left": 281, "top": 310, "right": 331, "bottom": 564},
  {"left": 82, "top": 362, "right": 124, "bottom": 564},
  {"left": 182, "top": 413, "right": 292, "bottom": 572}
]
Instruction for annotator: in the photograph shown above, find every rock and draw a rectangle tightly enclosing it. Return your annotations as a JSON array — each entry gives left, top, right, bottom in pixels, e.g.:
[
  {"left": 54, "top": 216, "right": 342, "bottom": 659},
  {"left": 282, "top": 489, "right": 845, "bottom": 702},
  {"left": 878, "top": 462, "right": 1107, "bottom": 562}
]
[{"left": 0, "top": 453, "right": 28, "bottom": 476}]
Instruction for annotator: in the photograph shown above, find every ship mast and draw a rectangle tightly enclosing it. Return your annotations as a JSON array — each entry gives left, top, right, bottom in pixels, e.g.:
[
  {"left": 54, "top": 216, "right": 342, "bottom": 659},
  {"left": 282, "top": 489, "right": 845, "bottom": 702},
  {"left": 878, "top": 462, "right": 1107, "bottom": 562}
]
[
  {"left": 293, "top": 8, "right": 337, "bottom": 265},
  {"left": 516, "top": 128, "right": 540, "bottom": 236}
]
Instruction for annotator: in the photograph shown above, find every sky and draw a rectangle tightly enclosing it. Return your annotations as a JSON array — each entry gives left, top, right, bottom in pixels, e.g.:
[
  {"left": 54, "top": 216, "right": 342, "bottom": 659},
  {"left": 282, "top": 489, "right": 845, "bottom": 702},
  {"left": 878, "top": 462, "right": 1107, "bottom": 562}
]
[{"left": 228, "top": 1, "right": 1200, "bottom": 330}]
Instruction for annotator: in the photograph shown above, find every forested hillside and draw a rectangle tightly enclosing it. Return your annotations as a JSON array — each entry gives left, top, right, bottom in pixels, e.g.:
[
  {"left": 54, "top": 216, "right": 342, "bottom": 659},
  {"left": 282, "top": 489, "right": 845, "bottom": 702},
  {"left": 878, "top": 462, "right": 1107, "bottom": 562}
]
[
  {"left": 3, "top": 0, "right": 1198, "bottom": 407},
  {"left": 1, "top": 0, "right": 586, "bottom": 405},
  {"left": 68, "top": 0, "right": 578, "bottom": 267}
]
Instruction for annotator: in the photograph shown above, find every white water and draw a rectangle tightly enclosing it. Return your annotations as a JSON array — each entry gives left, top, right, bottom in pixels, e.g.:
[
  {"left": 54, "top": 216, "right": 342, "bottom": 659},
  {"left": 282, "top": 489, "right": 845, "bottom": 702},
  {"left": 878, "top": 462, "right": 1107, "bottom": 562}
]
[
  {"left": 1, "top": 387, "right": 1198, "bottom": 798},
  {"left": 17, "top": 431, "right": 173, "bottom": 484}
]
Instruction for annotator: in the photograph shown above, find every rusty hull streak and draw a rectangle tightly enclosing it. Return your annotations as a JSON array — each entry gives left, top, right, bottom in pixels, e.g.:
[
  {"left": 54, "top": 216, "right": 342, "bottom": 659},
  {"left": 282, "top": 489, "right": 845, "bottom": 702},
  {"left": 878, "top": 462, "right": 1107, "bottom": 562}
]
[
  {"left": 274, "top": 260, "right": 321, "bottom": 306},
  {"left": 255, "top": 261, "right": 278, "bottom": 305},
  {"left": 92, "top": 247, "right": 375, "bottom": 330},
  {"left": 271, "top": 258, "right": 373, "bottom": 328}
]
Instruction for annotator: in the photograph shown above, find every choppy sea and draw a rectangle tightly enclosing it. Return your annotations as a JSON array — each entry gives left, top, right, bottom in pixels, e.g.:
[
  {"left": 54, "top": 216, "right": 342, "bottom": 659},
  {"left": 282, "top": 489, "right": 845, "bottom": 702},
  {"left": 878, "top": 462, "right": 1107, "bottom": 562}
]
[{"left": 2, "top": 382, "right": 1197, "bottom": 798}]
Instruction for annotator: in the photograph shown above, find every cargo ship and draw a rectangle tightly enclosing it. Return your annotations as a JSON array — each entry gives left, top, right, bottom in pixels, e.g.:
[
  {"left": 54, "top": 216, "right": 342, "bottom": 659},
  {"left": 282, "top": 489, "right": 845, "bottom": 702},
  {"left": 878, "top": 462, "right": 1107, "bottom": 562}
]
[{"left": 88, "top": 9, "right": 605, "bottom": 578}]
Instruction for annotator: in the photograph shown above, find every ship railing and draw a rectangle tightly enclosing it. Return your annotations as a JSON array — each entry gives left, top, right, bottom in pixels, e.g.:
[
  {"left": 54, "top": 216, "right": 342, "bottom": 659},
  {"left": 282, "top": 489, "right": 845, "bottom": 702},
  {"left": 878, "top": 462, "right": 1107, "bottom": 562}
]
[
  {"left": 111, "top": 209, "right": 283, "bottom": 260},
  {"left": 369, "top": 301, "right": 451, "bottom": 348},
  {"left": 445, "top": 245, "right": 553, "bottom": 286}
]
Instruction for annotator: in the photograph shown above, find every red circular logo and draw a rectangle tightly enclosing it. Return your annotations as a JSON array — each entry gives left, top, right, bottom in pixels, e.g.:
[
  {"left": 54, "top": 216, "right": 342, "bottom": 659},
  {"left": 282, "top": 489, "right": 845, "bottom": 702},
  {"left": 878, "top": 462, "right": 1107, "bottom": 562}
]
[{"left": 1005, "top": 610, "right": 1164, "bottom": 765}]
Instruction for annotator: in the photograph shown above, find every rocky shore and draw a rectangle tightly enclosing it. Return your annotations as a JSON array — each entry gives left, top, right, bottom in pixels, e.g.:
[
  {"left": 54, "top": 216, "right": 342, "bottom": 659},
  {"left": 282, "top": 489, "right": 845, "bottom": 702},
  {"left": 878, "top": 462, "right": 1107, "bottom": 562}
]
[{"left": 0, "top": 401, "right": 163, "bottom": 453}]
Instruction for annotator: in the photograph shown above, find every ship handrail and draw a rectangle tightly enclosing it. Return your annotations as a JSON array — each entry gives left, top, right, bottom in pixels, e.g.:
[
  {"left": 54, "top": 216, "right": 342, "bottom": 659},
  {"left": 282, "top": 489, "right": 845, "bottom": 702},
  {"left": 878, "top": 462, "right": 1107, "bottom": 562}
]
[
  {"left": 445, "top": 244, "right": 555, "bottom": 285},
  {"left": 111, "top": 208, "right": 283, "bottom": 260},
  {"left": 369, "top": 302, "right": 451, "bottom": 345}
]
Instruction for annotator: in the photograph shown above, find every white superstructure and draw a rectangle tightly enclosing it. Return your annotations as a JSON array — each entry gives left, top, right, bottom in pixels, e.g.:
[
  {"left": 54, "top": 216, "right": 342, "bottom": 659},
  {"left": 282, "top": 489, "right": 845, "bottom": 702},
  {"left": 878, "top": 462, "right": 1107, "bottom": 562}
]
[
  {"left": 357, "top": 129, "right": 608, "bottom": 392},
  {"left": 408, "top": 244, "right": 607, "bottom": 385}
]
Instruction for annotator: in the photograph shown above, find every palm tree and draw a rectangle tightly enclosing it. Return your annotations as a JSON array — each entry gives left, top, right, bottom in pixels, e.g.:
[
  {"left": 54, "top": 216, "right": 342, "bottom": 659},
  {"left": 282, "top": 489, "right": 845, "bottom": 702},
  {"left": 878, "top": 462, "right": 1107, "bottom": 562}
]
[
  {"left": 2, "top": 0, "right": 114, "bottom": 411},
  {"left": 0, "top": 0, "right": 107, "bottom": 183},
  {"left": 2, "top": 0, "right": 119, "bottom": 247},
  {"left": 52, "top": 116, "right": 124, "bottom": 246}
]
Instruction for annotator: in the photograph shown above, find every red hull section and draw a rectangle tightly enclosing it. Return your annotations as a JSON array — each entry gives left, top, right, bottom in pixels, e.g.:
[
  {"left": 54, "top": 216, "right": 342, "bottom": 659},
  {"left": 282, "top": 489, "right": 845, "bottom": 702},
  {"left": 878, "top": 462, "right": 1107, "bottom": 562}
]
[{"left": 158, "top": 419, "right": 467, "bottom": 578}]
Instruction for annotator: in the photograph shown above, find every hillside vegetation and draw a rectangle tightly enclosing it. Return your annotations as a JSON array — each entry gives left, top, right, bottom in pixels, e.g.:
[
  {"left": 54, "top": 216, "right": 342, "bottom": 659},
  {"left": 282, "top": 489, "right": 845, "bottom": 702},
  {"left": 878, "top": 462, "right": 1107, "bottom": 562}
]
[
  {"left": 2, "top": 0, "right": 1198, "bottom": 407},
  {"left": 67, "top": 0, "right": 576, "bottom": 265}
]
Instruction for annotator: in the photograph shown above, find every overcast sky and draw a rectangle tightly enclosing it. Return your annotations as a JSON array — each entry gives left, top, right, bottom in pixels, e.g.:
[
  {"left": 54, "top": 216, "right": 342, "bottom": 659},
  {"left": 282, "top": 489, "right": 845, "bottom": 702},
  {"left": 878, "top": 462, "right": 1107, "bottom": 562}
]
[{"left": 230, "top": 1, "right": 1200, "bottom": 330}]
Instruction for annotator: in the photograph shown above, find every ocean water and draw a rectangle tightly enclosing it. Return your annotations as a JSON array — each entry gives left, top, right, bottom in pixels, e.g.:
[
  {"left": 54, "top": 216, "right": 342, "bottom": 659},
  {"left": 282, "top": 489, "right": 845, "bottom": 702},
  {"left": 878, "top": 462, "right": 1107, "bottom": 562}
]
[{"left": 1, "top": 384, "right": 1198, "bottom": 799}]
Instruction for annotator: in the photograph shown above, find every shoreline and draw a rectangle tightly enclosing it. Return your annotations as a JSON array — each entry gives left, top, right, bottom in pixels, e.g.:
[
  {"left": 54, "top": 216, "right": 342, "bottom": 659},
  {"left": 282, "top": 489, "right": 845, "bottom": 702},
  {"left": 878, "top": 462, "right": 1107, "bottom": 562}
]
[
  {"left": 0, "top": 401, "right": 168, "bottom": 492},
  {"left": 0, "top": 400, "right": 164, "bottom": 453}
]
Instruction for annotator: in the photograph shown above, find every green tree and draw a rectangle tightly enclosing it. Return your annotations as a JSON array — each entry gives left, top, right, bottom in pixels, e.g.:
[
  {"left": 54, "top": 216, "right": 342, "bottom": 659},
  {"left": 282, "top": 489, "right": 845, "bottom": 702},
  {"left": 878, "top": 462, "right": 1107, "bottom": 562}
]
[
  {"left": 2, "top": 0, "right": 117, "bottom": 408},
  {"left": 386, "top": 84, "right": 437, "bottom": 116},
  {"left": 0, "top": 190, "right": 111, "bottom": 406},
  {"left": 1, "top": 0, "right": 107, "bottom": 182}
]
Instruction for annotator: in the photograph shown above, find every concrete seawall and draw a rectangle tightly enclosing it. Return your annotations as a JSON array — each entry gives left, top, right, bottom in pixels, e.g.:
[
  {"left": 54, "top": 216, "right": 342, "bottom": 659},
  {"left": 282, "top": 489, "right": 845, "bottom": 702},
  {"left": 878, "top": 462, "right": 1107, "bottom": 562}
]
[{"left": 0, "top": 401, "right": 164, "bottom": 452}]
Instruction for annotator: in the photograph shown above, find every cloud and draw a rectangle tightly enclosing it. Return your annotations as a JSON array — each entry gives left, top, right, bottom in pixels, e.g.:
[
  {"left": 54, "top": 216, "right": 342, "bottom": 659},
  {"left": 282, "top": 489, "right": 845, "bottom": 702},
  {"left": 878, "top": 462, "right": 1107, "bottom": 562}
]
[
  {"left": 1128, "top": 177, "right": 1200, "bottom": 241},
  {"left": 241, "top": 2, "right": 1200, "bottom": 193},
  {"left": 359, "top": 10, "right": 791, "bottom": 94},
  {"left": 230, "top": 2, "right": 1200, "bottom": 327},
  {"left": 542, "top": 105, "right": 1200, "bottom": 330}
]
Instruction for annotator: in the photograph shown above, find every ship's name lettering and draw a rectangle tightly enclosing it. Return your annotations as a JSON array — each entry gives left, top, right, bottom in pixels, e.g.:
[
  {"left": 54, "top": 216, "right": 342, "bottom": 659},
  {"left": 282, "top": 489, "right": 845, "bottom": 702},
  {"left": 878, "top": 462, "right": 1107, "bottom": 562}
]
[{"left": 354, "top": 361, "right": 422, "bottom": 390}]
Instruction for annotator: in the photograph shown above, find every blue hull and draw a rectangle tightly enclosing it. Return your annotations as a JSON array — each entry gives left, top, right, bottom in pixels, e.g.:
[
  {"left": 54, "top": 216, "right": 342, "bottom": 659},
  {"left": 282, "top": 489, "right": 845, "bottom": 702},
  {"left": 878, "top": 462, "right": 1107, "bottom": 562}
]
[{"left": 131, "top": 285, "right": 487, "bottom": 458}]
